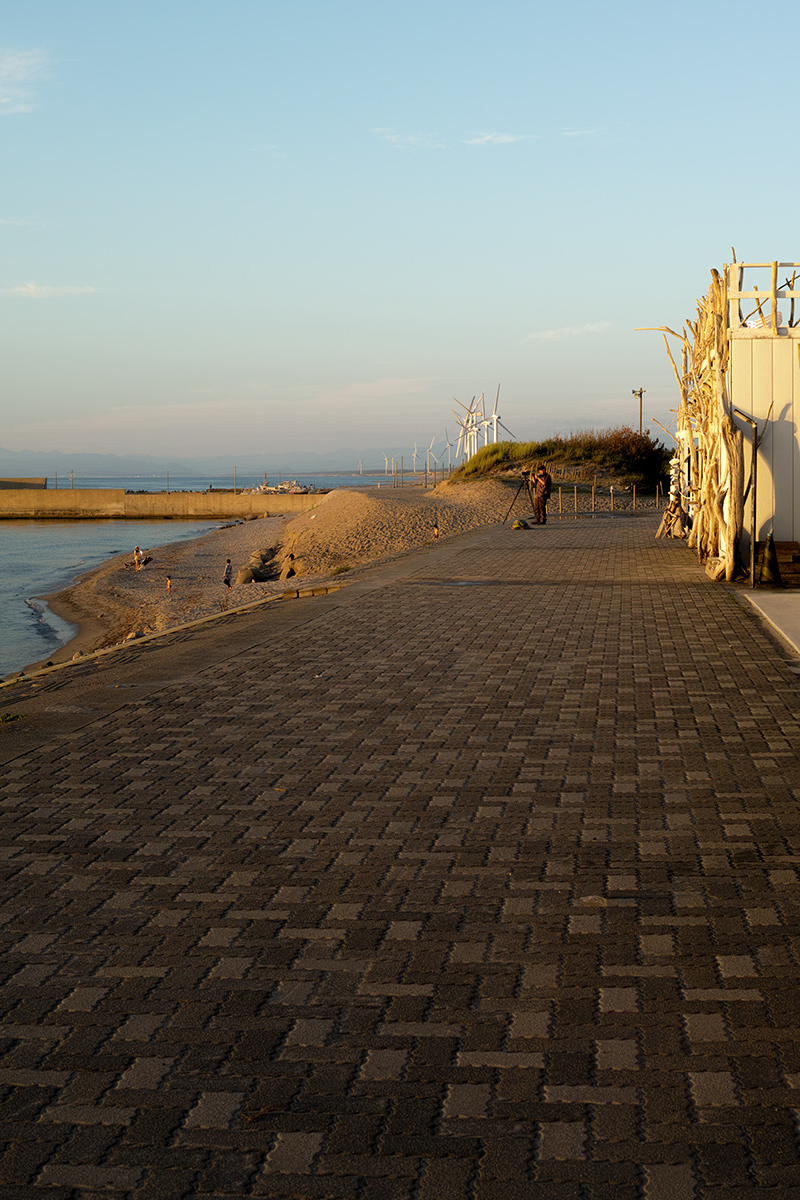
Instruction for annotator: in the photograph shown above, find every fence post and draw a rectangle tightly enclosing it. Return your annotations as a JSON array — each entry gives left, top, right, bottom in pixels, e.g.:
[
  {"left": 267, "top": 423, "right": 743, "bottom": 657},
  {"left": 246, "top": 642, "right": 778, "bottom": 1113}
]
[
  {"left": 633, "top": 485, "right": 636, "bottom": 510},
  {"left": 574, "top": 486, "right": 578, "bottom": 515},
  {"left": 559, "top": 487, "right": 562, "bottom": 513}
]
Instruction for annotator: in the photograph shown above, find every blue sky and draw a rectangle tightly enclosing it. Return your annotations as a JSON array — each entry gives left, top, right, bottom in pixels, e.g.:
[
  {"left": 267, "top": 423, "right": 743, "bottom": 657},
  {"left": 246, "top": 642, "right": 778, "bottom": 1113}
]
[{"left": 1, "top": 1, "right": 798, "bottom": 461}]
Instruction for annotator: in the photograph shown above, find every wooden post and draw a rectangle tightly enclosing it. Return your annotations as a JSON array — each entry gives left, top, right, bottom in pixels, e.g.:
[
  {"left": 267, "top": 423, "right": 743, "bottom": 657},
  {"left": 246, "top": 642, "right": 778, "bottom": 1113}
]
[
  {"left": 592, "top": 479, "right": 596, "bottom": 513},
  {"left": 574, "top": 486, "right": 578, "bottom": 515},
  {"left": 401, "top": 456, "right": 404, "bottom": 488},
  {"left": 633, "top": 485, "right": 636, "bottom": 510},
  {"left": 610, "top": 487, "right": 614, "bottom": 512},
  {"left": 559, "top": 487, "right": 562, "bottom": 513}
]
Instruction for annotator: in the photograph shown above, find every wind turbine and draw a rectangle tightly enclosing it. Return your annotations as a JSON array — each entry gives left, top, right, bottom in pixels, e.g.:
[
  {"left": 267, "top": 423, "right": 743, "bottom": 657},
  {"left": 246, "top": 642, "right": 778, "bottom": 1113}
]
[
  {"left": 412, "top": 442, "right": 418, "bottom": 472},
  {"left": 426, "top": 436, "right": 437, "bottom": 472},
  {"left": 359, "top": 459, "right": 363, "bottom": 475},
  {"left": 453, "top": 395, "right": 484, "bottom": 459},
  {"left": 484, "top": 384, "right": 516, "bottom": 443},
  {"left": 383, "top": 453, "right": 389, "bottom": 475},
  {"left": 452, "top": 402, "right": 474, "bottom": 462},
  {"left": 443, "top": 427, "right": 454, "bottom": 470}
]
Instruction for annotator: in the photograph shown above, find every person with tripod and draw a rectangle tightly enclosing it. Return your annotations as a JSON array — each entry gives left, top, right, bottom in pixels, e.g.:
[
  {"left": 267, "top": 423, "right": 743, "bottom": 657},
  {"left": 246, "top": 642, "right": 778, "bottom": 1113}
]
[{"left": 533, "top": 464, "right": 552, "bottom": 525}]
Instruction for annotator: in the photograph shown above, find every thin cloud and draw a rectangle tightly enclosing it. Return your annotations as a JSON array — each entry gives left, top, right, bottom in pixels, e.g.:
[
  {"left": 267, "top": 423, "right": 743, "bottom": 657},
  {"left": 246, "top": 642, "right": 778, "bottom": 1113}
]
[
  {"left": 0, "top": 49, "right": 47, "bottom": 115},
  {"left": 562, "top": 127, "right": 603, "bottom": 137},
  {"left": 0, "top": 217, "right": 44, "bottom": 226},
  {"left": 463, "top": 132, "right": 533, "bottom": 145},
  {"left": 528, "top": 322, "right": 610, "bottom": 341},
  {"left": 4, "top": 282, "right": 95, "bottom": 298},
  {"left": 373, "top": 127, "right": 445, "bottom": 150}
]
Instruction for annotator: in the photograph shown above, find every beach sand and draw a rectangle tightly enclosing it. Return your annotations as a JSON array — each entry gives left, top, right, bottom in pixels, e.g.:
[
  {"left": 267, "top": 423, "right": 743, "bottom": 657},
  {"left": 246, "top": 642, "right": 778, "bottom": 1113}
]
[{"left": 35, "top": 478, "right": 517, "bottom": 670}]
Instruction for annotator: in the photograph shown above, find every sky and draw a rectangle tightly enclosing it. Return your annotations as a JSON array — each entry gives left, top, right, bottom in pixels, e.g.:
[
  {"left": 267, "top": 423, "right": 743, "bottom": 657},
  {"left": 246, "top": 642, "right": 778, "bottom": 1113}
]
[{"left": 2, "top": 1, "right": 799, "bottom": 464}]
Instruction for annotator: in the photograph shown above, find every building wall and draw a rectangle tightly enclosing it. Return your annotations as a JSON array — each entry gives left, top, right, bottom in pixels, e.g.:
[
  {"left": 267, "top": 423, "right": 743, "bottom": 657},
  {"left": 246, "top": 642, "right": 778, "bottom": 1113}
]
[
  {"left": 0, "top": 489, "right": 325, "bottom": 520},
  {"left": 729, "top": 329, "right": 800, "bottom": 545}
]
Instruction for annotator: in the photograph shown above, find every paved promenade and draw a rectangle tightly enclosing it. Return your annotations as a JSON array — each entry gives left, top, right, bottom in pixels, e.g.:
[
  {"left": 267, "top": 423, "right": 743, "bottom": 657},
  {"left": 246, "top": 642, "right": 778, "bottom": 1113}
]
[{"left": 3, "top": 512, "right": 800, "bottom": 1199}]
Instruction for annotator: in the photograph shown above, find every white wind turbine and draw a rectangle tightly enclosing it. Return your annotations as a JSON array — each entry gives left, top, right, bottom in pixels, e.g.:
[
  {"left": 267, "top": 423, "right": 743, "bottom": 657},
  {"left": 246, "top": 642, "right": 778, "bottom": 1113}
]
[
  {"left": 483, "top": 384, "right": 515, "bottom": 443},
  {"left": 453, "top": 395, "right": 484, "bottom": 460},
  {"left": 426, "top": 436, "right": 437, "bottom": 472},
  {"left": 412, "top": 442, "right": 418, "bottom": 472},
  {"left": 443, "top": 427, "right": 454, "bottom": 471},
  {"left": 452, "top": 404, "right": 472, "bottom": 463},
  {"left": 383, "top": 453, "right": 389, "bottom": 475}
]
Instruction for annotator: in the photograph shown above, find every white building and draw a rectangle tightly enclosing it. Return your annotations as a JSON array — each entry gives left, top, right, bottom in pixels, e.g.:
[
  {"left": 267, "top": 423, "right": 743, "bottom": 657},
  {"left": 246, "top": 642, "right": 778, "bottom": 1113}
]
[{"left": 727, "top": 261, "right": 800, "bottom": 551}]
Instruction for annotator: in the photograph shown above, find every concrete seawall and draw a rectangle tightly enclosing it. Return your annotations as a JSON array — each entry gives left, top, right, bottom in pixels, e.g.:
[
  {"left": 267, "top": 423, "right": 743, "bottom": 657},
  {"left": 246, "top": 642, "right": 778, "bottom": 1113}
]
[{"left": 0, "top": 488, "right": 327, "bottom": 520}]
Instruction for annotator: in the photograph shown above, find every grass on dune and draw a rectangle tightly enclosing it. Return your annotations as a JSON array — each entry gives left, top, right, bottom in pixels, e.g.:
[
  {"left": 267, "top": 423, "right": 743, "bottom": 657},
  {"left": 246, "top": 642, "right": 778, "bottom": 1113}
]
[{"left": 449, "top": 426, "right": 671, "bottom": 491}]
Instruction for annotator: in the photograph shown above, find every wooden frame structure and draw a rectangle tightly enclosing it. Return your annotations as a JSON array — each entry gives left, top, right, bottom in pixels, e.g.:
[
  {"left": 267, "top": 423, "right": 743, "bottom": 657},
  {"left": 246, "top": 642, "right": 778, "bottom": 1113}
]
[{"left": 643, "top": 257, "right": 800, "bottom": 582}]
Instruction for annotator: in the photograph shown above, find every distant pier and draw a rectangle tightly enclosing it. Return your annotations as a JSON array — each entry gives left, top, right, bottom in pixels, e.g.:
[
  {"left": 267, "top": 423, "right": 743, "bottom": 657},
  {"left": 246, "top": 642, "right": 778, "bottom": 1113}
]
[{"left": 0, "top": 487, "right": 324, "bottom": 520}]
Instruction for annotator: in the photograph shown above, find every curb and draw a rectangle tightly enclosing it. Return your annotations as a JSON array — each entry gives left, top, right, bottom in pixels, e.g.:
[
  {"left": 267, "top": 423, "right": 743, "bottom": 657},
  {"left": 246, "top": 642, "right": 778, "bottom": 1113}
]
[{"left": 2, "top": 582, "right": 347, "bottom": 689}]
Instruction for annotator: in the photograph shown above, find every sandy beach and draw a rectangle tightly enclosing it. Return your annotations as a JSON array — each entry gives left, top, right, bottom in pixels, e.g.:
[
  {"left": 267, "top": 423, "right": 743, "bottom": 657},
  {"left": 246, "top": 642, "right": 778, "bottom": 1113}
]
[{"left": 35, "top": 478, "right": 518, "bottom": 670}]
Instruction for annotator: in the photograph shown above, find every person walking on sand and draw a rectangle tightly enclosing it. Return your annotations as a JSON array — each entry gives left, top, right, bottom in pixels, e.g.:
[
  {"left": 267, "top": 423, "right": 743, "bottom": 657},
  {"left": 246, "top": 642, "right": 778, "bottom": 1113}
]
[
  {"left": 134, "top": 545, "right": 143, "bottom": 571},
  {"left": 533, "top": 464, "right": 552, "bottom": 525},
  {"left": 166, "top": 575, "right": 172, "bottom": 594},
  {"left": 223, "top": 559, "right": 233, "bottom": 589}
]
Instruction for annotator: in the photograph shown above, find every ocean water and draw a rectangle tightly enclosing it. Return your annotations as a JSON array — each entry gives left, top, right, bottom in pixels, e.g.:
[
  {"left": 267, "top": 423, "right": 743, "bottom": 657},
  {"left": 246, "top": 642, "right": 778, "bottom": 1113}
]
[
  {"left": 0, "top": 519, "right": 218, "bottom": 680},
  {"left": 48, "top": 472, "right": 399, "bottom": 492}
]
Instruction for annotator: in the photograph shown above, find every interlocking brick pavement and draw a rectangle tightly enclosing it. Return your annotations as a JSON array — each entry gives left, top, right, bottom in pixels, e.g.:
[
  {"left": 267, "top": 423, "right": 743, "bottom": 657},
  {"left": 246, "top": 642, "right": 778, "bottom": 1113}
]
[{"left": 3, "top": 513, "right": 800, "bottom": 1197}]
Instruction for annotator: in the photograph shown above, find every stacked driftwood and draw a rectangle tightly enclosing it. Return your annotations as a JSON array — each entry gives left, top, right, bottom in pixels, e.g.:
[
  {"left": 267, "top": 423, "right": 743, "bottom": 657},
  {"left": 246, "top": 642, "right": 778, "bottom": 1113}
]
[{"left": 646, "top": 267, "right": 744, "bottom": 581}]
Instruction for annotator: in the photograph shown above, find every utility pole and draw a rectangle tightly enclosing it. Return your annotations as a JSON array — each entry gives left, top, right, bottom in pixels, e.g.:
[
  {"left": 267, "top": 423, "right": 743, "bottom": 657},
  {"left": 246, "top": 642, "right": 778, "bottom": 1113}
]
[{"left": 632, "top": 388, "right": 645, "bottom": 434}]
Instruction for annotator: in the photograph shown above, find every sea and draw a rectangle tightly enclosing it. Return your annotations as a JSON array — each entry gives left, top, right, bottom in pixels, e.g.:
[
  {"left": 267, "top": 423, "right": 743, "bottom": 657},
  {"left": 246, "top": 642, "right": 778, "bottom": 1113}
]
[{"left": 0, "top": 472, "right": 390, "bottom": 680}]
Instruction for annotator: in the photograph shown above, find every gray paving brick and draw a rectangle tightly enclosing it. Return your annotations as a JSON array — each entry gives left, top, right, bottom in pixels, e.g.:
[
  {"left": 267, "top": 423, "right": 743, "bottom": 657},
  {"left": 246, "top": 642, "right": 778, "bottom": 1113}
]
[
  {"left": 6, "top": 513, "right": 800, "bottom": 1193},
  {"left": 642, "top": 1162, "right": 696, "bottom": 1199},
  {"left": 36, "top": 1164, "right": 143, "bottom": 1190},
  {"left": 442, "top": 1083, "right": 491, "bottom": 1119},
  {"left": 537, "top": 1121, "right": 588, "bottom": 1160},
  {"left": 183, "top": 1091, "right": 245, "bottom": 1129},
  {"left": 263, "top": 1131, "right": 324, "bottom": 1174},
  {"left": 689, "top": 1070, "right": 738, "bottom": 1107}
]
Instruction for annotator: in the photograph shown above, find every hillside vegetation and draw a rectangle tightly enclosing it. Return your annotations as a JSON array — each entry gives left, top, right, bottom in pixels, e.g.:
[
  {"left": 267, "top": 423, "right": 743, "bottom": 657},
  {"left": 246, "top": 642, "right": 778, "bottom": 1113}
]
[{"left": 449, "top": 426, "right": 671, "bottom": 491}]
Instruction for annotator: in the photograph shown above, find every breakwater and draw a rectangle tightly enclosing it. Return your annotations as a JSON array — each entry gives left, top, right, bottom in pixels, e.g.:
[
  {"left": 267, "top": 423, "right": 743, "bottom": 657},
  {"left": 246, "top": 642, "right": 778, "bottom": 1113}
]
[{"left": 0, "top": 488, "right": 324, "bottom": 520}]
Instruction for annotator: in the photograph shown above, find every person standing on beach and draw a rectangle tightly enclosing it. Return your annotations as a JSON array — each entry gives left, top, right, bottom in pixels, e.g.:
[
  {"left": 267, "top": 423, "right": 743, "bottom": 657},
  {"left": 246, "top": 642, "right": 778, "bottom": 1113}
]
[
  {"left": 134, "top": 546, "right": 143, "bottom": 571},
  {"left": 223, "top": 559, "right": 233, "bottom": 589},
  {"left": 533, "top": 464, "right": 552, "bottom": 525},
  {"left": 166, "top": 575, "right": 172, "bottom": 594}
]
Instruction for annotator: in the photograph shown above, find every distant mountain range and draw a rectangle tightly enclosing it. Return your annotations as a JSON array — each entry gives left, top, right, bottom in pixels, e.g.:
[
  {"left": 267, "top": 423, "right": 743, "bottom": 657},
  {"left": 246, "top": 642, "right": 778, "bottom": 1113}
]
[{"left": 0, "top": 446, "right": 429, "bottom": 476}]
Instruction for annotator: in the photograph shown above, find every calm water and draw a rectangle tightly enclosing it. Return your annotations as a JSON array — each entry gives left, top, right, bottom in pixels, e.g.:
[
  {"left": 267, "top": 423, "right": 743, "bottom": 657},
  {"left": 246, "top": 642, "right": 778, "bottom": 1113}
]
[
  {"left": 0, "top": 520, "right": 218, "bottom": 679},
  {"left": 49, "top": 472, "right": 395, "bottom": 492}
]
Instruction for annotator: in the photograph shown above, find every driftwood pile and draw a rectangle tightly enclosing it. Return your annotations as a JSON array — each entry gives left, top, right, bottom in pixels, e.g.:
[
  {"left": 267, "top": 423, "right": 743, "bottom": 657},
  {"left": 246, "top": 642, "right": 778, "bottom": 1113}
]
[{"left": 643, "top": 264, "right": 745, "bottom": 581}]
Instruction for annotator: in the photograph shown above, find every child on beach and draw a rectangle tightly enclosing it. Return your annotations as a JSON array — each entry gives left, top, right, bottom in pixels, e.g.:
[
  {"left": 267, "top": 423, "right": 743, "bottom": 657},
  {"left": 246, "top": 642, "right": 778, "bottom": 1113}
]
[
  {"left": 134, "top": 546, "right": 143, "bottom": 571},
  {"left": 223, "top": 559, "right": 233, "bottom": 589},
  {"left": 166, "top": 576, "right": 172, "bottom": 593}
]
